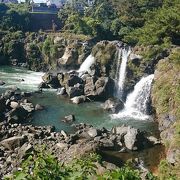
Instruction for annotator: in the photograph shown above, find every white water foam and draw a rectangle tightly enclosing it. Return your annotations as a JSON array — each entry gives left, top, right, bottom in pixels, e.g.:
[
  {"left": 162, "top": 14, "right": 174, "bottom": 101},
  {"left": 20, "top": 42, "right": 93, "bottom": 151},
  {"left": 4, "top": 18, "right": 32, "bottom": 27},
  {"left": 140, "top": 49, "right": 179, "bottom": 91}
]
[
  {"left": 0, "top": 68, "right": 44, "bottom": 91},
  {"left": 112, "top": 74, "right": 154, "bottom": 120},
  {"left": 78, "top": 54, "right": 95, "bottom": 73}
]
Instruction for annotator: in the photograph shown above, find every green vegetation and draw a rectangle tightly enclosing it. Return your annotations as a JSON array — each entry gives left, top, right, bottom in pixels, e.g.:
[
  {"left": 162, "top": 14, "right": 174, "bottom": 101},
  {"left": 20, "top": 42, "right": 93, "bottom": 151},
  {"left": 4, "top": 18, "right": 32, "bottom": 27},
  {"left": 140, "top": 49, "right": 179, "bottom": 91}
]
[
  {"left": 58, "top": 0, "right": 179, "bottom": 46},
  {"left": 6, "top": 149, "right": 156, "bottom": 180},
  {"left": 152, "top": 49, "right": 180, "bottom": 179},
  {"left": 0, "top": 3, "right": 30, "bottom": 31},
  {"left": 92, "top": 42, "right": 117, "bottom": 65}
]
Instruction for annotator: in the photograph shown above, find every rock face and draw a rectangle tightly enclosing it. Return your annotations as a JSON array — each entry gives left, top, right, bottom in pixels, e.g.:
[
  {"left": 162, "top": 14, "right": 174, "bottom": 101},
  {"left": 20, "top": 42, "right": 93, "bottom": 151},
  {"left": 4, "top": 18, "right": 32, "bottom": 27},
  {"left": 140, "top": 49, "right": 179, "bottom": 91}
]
[
  {"left": 58, "top": 45, "right": 78, "bottom": 67},
  {"left": 104, "top": 98, "right": 124, "bottom": 113},
  {"left": 151, "top": 48, "right": 180, "bottom": 173}
]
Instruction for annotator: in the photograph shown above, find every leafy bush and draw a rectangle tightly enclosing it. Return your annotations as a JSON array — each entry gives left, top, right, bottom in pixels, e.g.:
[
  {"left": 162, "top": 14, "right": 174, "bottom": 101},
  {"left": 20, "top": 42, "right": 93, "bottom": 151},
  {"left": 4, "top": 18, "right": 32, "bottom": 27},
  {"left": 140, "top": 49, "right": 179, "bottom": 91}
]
[{"left": 7, "top": 149, "right": 145, "bottom": 180}]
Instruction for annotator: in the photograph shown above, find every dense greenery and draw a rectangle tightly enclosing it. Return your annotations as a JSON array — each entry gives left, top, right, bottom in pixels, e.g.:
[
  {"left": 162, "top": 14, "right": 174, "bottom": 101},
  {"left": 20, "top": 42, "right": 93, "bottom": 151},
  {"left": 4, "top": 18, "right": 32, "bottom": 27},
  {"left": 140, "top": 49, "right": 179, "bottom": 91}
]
[
  {"left": 0, "top": 3, "right": 30, "bottom": 31},
  {"left": 6, "top": 149, "right": 156, "bottom": 180},
  {"left": 58, "top": 0, "right": 180, "bottom": 46}
]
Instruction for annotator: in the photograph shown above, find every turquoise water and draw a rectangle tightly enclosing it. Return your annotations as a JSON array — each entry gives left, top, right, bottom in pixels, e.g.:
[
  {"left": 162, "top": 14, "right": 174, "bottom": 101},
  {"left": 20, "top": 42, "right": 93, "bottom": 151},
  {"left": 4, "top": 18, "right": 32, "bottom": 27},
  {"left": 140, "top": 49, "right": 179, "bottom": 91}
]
[{"left": 0, "top": 66, "right": 159, "bottom": 134}]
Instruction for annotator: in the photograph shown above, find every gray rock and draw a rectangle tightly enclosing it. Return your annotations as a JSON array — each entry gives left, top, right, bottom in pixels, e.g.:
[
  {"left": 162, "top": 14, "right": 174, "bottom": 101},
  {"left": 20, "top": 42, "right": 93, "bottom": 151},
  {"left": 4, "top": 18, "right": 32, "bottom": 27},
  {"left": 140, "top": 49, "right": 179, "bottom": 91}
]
[
  {"left": 62, "top": 115, "right": 75, "bottom": 123},
  {"left": 104, "top": 98, "right": 124, "bottom": 113},
  {"left": 87, "top": 128, "right": 99, "bottom": 138},
  {"left": 35, "top": 104, "right": 44, "bottom": 111},
  {"left": 18, "top": 143, "right": 33, "bottom": 159},
  {"left": 0, "top": 80, "right": 5, "bottom": 86},
  {"left": 111, "top": 126, "right": 128, "bottom": 136},
  {"left": 0, "top": 136, "right": 25, "bottom": 150},
  {"left": 124, "top": 127, "right": 138, "bottom": 150},
  {"left": 20, "top": 102, "right": 34, "bottom": 112},
  {"left": 56, "top": 142, "right": 68, "bottom": 150},
  {"left": 71, "top": 95, "right": 86, "bottom": 104},
  {"left": 66, "top": 86, "right": 84, "bottom": 98},
  {"left": 10, "top": 101, "right": 19, "bottom": 109}
]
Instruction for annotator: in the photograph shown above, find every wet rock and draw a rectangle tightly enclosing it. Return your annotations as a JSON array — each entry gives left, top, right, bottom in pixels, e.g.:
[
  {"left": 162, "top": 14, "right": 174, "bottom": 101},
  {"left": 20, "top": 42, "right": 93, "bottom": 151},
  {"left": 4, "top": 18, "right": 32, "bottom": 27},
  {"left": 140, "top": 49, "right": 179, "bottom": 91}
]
[
  {"left": 10, "top": 101, "right": 19, "bottom": 109},
  {"left": 71, "top": 95, "right": 86, "bottom": 104},
  {"left": 62, "top": 115, "right": 75, "bottom": 123},
  {"left": 0, "top": 136, "right": 25, "bottom": 150},
  {"left": 67, "top": 75, "right": 83, "bottom": 87},
  {"left": 0, "top": 98, "right": 6, "bottom": 112},
  {"left": 42, "top": 73, "right": 60, "bottom": 88},
  {"left": 104, "top": 98, "right": 124, "bottom": 113},
  {"left": 57, "top": 87, "right": 66, "bottom": 95},
  {"left": 35, "top": 104, "right": 44, "bottom": 111},
  {"left": 38, "top": 82, "right": 50, "bottom": 89},
  {"left": 66, "top": 86, "right": 84, "bottom": 98},
  {"left": 20, "top": 102, "right": 34, "bottom": 113},
  {"left": 0, "top": 80, "right": 5, "bottom": 86},
  {"left": 94, "top": 77, "right": 115, "bottom": 100}
]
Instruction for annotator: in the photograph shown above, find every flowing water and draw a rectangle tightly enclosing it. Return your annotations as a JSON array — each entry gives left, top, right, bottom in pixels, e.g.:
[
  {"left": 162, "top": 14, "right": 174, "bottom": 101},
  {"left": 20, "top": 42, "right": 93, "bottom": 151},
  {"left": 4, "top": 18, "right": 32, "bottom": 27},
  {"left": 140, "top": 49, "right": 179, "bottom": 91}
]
[
  {"left": 116, "top": 47, "right": 131, "bottom": 98},
  {"left": 0, "top": 66, "right": 158, "bottom": 134},
  {"left": 78, "top": 54, "right": 95, "bottom": 73},
  {"left": 113, "top": 75, "right": 154, "bottom": 121}
]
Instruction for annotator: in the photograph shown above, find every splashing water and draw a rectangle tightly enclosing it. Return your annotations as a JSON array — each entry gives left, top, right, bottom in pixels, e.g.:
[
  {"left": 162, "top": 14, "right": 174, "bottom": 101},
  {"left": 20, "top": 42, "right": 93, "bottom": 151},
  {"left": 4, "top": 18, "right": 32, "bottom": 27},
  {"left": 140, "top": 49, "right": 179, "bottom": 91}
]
[
  {"left": 112, "top": 74, "right": 154, "bottom": 120},
  {"left": 78, "top": 54, "right": 95, "bottom": 73}
]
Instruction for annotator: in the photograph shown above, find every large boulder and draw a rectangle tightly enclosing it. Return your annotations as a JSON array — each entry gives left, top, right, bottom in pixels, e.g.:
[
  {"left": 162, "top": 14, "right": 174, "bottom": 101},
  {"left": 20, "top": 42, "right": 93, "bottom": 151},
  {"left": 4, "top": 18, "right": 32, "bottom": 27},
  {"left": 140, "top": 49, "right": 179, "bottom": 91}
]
[
  {"left": 67, "top": 75, "right": 83, "bottom": 87},
  {"left": 94, "top": 77, "right": 115, "bottom": 100},
  {"left": 66, "top": 86, "right": 84, "bottom": 98},
  {"left": 58, "top": 46, "right": 78, "bottom": 66},
  {"left": 124, "top": 127, "right": 139, "bottom": 150},
  {"left": 84, "top": 76, "right": 97, "bottom": 96},
  {"left": 42, "top": 73, "right": 60, "bottom": 88},
  {"left": 0, "top": 136, "right": 25, "bottom": 150},
  {"left": 104, "top": 98, "right": 124, "bottom": 113},
  {"left": 7, "top": 107, "right": 28, "bottom": 123}
]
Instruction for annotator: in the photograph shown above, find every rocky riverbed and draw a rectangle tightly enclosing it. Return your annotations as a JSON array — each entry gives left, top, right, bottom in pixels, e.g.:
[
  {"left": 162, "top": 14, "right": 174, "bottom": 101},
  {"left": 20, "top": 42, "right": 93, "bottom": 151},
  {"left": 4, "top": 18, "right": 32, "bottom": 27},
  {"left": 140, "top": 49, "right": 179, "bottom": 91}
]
[
  {"left": 0, "top": 87, "right": 161, "bottom": 178},
  {"left": 0, "top": 83, "right": 169, "bottom": 178}
]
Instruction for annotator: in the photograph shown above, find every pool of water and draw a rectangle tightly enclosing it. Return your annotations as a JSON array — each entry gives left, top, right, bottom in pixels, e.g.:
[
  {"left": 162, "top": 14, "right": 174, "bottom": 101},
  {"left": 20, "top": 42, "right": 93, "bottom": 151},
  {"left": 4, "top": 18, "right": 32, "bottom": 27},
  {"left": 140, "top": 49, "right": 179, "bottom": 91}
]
[{"left": 0, "top": 66, "right": 159, "bottom": 135}]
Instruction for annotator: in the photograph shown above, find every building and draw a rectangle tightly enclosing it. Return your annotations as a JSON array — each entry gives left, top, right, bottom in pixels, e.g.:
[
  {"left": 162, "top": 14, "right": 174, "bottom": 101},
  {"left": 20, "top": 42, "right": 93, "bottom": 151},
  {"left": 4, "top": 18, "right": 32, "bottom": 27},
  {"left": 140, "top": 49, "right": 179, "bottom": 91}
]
[
  {"left": 46, "top": 0, "right": 66, "bottom": 8},
  {"left": 31, "top": 3, "right": 59, "bottom": 13}
]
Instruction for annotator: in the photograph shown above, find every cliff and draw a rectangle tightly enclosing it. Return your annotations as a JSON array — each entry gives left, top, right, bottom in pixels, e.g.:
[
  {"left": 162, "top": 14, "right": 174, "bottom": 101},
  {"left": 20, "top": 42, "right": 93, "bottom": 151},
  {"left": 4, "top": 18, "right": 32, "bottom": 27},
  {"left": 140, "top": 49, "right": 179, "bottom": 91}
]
[{"left": 151, "top": 47, "right": 180, "bottom": 178}]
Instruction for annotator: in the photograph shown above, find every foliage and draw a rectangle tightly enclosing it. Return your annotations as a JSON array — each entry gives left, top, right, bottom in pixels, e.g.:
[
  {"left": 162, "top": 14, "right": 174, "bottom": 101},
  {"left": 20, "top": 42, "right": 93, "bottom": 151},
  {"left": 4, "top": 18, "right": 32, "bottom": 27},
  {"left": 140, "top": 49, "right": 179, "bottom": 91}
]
[
  {"left": 124, "top": 1, "right": 180, "bottom": 45},
  {"left": 7, "top": 149, "right": 146, "bottom": 180},
  {"left": 0, "top": 3, "right": 30, "bottom": 32}
]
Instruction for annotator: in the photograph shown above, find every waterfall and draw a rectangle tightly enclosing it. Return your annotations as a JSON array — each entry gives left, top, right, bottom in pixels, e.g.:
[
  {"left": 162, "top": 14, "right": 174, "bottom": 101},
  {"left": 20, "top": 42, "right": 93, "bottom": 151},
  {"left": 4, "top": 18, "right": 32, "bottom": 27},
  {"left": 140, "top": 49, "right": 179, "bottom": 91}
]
[
  {"left": 112, "top": 74, "right": 154, "bottom": 120},
  {"left": 116, "top": 47, "right": 131, "bottom": 97},
  {"left": 78, "top": 54, "right": 95, "bottom": 73}
]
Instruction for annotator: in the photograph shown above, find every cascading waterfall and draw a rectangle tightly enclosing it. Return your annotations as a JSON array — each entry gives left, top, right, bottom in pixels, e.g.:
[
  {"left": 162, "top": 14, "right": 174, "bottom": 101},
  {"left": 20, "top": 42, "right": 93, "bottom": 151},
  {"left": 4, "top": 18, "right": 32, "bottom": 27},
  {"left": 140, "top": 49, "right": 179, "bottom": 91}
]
[
  {"left": 78, "top": 54, "right": 95, "bottom": 73},
  {"left": 112, "top": 74, "right": 154, "bottom": 120},
  {"left": 116, "top": 47, "right": 131, "bottom": 97}
]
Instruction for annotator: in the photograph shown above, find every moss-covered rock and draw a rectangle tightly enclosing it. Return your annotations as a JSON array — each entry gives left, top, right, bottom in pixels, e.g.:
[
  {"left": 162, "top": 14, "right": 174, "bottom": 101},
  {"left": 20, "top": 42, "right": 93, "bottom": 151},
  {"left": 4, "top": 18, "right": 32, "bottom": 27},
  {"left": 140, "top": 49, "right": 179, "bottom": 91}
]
[{"left": 151, "top": 48, "right": 180, "bottom": 178}]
